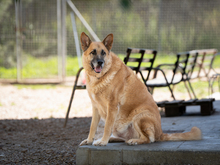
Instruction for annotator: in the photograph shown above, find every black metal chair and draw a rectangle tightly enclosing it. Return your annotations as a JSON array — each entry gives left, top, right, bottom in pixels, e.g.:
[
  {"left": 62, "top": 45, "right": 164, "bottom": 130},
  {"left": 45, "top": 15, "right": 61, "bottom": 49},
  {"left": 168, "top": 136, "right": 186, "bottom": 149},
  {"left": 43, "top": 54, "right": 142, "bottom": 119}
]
[
  {"left": 124, "top": 48, "right": 157, "bottom": 88},
  {"left": 143, "top": 51, "right": 198, "bottom": 100},
  {"left": 64, "top": 67, "right": 85, "bottom": 127},
  {"left": 190, "top": 49, "right": 218, "bottom": 79}
]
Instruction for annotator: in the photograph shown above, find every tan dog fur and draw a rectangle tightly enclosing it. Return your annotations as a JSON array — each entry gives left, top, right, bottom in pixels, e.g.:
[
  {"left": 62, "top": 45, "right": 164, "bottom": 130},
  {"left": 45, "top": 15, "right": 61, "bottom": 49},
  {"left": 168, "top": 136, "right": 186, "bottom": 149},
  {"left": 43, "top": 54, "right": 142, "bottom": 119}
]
[{"left": 79, "top": 32, "right": 202, "bottom": 146}]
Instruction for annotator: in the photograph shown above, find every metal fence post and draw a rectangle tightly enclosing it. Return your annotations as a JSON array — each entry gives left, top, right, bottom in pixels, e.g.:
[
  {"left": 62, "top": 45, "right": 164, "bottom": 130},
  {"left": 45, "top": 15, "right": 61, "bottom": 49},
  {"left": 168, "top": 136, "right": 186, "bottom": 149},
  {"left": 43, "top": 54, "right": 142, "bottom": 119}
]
[
  {"left": 57, "top": 0, "right": 62, "bottom": 80},
  {"left": 57, "top": 0, "right": 66, "bottom": 81},
  {"left": 61, "top": 0, "right": 66, "bottom": 81},
  {"left": 15, "top": 0, "right": 21, "bottom": 82}
]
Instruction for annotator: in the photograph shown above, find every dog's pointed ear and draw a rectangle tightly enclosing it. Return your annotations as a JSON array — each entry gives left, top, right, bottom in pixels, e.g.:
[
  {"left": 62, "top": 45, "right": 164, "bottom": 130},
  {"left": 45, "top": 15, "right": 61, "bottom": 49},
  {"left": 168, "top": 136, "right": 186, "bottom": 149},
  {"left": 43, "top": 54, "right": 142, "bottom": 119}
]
[
  {"left": 80, "top": 32, "right": 92, "bottom": 52},
  {"left": 102, "top": 34, "right": 113, "bottom": 51}
]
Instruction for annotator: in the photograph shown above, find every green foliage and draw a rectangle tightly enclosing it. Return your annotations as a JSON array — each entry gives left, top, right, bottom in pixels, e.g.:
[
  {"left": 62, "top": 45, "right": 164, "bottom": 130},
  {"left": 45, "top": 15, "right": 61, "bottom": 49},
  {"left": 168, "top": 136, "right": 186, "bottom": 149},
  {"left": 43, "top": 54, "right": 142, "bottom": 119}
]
[
  {"left": 21, "top": 55, "right": 58, "bottom": 78},
  {"left": 1, "top": 0, "right": 220, "bottom": 81},
  {"left": 15, "top": 84, "right": 56, "bottom": 90},
  {"left": 11, "top": 102, "right": 16, "bottom": 106},
  {"left": 66, "top": 56, "right": 80, "bottom": 76},
  {"left": 33, "top": 117, "right": 39, "bottom": 120},
  {"left": 0, "top": 1, "right": 16, "bottom": 68},
  {"left": 0, "top": 67, "right": 17, "bottom": 79},
  {"left": 213, "top": 55, "right": 220, "bottom": 68},
  {"left": 1, "top": 54, "right": 219, "bottom": 79},
  {"left": 0, "top": 55, "right": 58, "bottom": 79}
]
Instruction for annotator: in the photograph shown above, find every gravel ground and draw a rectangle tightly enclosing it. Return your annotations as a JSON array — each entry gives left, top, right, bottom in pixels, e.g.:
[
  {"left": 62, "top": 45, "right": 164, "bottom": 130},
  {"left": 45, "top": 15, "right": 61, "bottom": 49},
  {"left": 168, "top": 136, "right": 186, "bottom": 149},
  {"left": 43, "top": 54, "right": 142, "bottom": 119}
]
[
  {"left": 0, "top": 117, "right": 91, "bottom": 164},
  {"left": 0, "top": 83, "right": 93, "bottom": 164},
  {"left": 0, "top": 81, "right": 219, "bottom": 164}
]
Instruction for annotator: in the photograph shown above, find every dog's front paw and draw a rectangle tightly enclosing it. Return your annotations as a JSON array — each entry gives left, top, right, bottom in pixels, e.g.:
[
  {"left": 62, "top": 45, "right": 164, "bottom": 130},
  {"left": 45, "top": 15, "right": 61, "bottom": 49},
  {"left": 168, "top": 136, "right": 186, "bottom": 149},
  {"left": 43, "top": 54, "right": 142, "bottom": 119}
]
[
  {"left": 93, "top": 140, "right": 108, "bottom": 146},
  {"left": 126, "top": 139, "right": 139, "bottom": 145},
  {"left": 79, "top": 139, "right": 93, "bottom": 146}
]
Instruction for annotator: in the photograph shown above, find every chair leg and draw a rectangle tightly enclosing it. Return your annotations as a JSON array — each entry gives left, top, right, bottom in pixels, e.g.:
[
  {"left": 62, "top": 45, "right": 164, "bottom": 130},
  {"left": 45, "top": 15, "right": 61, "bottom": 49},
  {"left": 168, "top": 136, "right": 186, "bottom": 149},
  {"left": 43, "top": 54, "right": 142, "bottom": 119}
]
[
  {"left": 184, "top": 81, "right": 192, "bottom": 99},
  {"left": 64, "top": 67, "right": 84, "bottom": 128},
  {"left": 172, "top": 85, "right": 175, "bottom": 91},
  {"left": 187, "top": 80, "right": 197, "bottom": 99},
  {"left": 148, "top": 87, "right": 154, "bottom": 94},
  {"left": 167, "top": 84, "right": 176, "bottom": 100},
  {"left": 208, "top": 76, "right": 212, "bottom": 97},
  {"left": 211, "top": 76, "right": 216, "bottom": 94}
]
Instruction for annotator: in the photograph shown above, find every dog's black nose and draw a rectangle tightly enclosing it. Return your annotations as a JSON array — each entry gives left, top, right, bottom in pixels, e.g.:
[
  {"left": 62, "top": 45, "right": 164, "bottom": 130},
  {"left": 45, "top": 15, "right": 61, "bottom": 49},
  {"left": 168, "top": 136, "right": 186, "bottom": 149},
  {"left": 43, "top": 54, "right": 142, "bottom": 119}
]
[{"left": 97, "top": 60, "right": 104, "bottom": 66}]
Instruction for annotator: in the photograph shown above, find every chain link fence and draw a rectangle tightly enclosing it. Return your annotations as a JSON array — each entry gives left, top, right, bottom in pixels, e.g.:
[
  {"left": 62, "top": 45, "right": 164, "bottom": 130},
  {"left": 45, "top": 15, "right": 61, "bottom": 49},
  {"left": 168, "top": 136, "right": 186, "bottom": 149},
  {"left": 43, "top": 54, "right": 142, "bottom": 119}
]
[
  {"left": 0, "top": 0, "right": 58, "bottom": 81},
  {"left": 0, "top": 0, "right": 220, "bottom": 81},
  {"left": 67, "top": 0, "right": 220, "bottom": 54}
]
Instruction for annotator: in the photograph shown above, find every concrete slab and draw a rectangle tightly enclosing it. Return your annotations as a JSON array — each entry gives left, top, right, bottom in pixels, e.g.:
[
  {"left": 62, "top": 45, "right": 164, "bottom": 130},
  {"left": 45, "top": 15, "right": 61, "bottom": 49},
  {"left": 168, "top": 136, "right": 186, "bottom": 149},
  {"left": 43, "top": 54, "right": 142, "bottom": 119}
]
[{"left": 76, "top": 100, "right": 220, "bottom": 165}]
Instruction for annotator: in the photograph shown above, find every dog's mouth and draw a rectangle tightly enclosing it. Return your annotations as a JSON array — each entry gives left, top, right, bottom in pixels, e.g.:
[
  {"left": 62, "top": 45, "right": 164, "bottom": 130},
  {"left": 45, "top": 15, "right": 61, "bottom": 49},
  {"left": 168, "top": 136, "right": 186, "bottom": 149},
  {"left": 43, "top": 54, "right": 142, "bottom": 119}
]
[
  {"left": 94, "top": 65, "right": 102, "bottom": 73},
  {"left": 91, "top": 63, "right": 103, "bottom": 73}
]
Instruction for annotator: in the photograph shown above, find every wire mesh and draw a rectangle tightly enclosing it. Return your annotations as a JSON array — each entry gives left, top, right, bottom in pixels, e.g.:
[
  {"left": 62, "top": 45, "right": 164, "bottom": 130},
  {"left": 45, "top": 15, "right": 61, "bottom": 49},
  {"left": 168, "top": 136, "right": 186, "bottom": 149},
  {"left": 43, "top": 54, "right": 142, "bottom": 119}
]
[
  {"left": 0, "top": 0, "right": 58, "bottom": 80},
  {"left": 67, "top": 0, "right": 220, "bottom": 56},
  {"left": 0, "top": 0, "right": 220, "bottom": 80},
  {"left": 0, "top": 1, "right": 16, "bottom": 75},
  {"left": 20, "top": 0, "right": 58, "bottom": 79}
]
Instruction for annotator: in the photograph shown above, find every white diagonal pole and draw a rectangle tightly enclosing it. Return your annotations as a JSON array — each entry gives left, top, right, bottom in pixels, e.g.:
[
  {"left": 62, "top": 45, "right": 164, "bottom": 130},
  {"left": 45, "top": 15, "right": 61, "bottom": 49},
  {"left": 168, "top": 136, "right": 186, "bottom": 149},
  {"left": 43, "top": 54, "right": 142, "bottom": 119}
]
[
  {"left": 70, "top": 12, "right": 82, "bottom": 68},
  {"left": 66, "top": 0, "right": 100, "bottom": 42}
]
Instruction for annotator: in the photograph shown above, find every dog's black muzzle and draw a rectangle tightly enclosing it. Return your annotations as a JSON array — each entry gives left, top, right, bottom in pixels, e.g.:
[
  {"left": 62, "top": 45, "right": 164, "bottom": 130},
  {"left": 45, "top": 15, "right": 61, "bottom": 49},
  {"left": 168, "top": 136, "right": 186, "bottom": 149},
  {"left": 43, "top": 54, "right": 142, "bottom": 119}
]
[{"left": 91, "top": 59, "right": 104, "bottom": 73}]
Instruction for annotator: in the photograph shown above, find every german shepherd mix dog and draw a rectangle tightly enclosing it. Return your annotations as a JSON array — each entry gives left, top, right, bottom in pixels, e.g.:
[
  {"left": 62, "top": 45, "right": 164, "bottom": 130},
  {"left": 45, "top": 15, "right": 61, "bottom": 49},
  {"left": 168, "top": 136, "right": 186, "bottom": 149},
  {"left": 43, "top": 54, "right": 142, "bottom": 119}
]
[{"left": 79, "top": 32, "right": 202, "bottom": 146}]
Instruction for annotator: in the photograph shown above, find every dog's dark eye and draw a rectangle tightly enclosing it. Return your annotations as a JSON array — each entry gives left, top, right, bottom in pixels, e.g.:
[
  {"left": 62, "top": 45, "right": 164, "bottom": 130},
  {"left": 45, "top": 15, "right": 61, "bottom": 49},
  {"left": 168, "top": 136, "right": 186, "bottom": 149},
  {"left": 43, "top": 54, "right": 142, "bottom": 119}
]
[
  {"left": 101, "top": 50, "right": 106, "bottom": 56},
  {"left": 90, "top": 49, "right": 96, "bottom": 55}
]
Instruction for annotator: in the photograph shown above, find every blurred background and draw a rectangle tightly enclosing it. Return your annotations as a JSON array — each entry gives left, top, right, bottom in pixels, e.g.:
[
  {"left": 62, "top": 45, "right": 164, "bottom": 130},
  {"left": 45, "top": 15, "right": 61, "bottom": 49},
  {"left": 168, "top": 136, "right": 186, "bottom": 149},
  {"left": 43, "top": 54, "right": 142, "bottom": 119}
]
[{"left": 0, "top": 0, "right": 220, "bottom": 82}]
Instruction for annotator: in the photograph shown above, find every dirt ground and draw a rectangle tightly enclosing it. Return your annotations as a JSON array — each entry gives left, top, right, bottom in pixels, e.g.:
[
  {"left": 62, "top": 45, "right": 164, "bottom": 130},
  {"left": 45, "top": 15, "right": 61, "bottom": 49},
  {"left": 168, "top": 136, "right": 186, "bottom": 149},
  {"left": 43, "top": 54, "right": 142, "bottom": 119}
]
[
  {"left": 0, "top": 83, "right": 93, "bottom": 164},
  {"left": 0, "top": 81, "right": 219, "bottom": 164},
  {"left": 0, "top": 117, "right": 91, "bottom": 164}
]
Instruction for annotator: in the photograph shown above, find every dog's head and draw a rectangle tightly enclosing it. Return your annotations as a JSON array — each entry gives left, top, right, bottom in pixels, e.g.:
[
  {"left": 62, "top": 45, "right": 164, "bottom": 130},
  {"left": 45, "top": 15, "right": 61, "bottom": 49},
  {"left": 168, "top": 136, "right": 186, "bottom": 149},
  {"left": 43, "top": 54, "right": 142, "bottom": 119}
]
[{"left": 80, "top": 32, "right": 113, "bottom": 77}]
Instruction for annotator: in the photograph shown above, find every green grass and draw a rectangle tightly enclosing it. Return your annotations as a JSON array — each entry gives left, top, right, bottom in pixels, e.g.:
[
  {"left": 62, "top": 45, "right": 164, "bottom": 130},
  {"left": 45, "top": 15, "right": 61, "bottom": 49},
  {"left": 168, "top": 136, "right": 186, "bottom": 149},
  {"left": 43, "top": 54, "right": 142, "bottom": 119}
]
[
  {"left": 15, "top": 84, "right": 56, "bottom": 90},
  {"left": 33, "top": 117, "right": 39, "bottom": 120},
  {"left": 0, "top": 67, "right": 17, "bottom": 79},
  {"left": 0, "top": 53, "right": 219, "bottom": 99},
  {"left": 153, "top": 80, "right": 219, "bottom": 100},
  {"left": 175, "top": 81, "right": 211, "bottom": 99},
  {"left": 0, "top": 55, "right": 58, "bottom": 79},
  {"left": 66, "top": 56, "right": 80, "bottom": 76},
  {"left": 1, "top": 53, "right": 219, "bottom": 79},
  {"left": 22, "top": 56, "right": 58, "bottom": 78}
]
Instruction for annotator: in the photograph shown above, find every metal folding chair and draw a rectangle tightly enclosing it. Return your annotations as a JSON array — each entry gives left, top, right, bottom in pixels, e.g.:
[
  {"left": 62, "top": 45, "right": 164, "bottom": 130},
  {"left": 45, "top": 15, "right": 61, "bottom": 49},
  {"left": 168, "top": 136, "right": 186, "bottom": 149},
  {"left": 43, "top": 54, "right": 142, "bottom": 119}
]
[
  {"left": 191, "top": 49, "right": 218, "bottom": 79},
  {"left": 124, "top": 48, "right": 157, "bottom": 91},
  {"left": 64, "top": 67, "right": 85, "bottom": 127},
  {"left": 145, "top": 51, "right": 198, "bottom": 100}
]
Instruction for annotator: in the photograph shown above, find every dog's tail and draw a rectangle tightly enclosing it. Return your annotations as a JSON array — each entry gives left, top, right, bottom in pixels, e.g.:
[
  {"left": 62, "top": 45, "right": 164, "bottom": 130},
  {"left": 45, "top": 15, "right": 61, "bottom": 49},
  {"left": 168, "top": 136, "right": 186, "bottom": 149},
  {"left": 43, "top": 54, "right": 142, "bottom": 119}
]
[{"left": 160, "top": 127, "right": 202, "bottom": 141}]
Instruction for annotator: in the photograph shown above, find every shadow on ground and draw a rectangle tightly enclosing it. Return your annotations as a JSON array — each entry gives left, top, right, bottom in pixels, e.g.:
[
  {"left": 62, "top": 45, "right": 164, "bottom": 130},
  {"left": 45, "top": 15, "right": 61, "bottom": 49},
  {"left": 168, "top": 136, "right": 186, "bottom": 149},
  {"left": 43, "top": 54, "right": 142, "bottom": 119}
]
[{"left": 0, "top": 117, "right": 91, "bottom": 164}]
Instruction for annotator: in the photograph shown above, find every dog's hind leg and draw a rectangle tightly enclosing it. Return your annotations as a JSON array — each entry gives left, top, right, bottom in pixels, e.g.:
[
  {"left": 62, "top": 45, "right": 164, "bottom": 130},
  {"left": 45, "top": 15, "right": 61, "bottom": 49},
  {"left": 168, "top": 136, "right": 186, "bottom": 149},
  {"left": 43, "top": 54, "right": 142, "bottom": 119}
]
[{"left": 126, "top": 112, "right": 156, "bottom": 145}]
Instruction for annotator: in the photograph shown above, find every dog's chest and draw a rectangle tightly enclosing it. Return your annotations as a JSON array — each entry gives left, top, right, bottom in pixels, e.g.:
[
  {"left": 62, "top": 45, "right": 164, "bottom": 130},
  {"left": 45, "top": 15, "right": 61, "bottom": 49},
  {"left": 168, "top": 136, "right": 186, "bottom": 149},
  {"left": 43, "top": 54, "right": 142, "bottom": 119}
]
[
  {"left": 89, "top": 92, "right": 109, "bottom": 118},
  {"left": 89, "top": 91, "right": 110, "bottom": 105}
]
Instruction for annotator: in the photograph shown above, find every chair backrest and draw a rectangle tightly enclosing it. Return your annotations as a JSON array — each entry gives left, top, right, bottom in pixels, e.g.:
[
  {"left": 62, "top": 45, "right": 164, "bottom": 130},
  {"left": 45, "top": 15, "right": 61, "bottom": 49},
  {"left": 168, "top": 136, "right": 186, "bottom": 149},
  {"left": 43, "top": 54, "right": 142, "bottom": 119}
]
[
  {"left": 185, "top": 51, "right": 199, "bottom": 79},
  {"left": 171, "top": 51, "right": 198, "bottom": 84},
  {"left": 191, "top": 49, "right": 218, "bottom": 78},
  {"left": 124, "top": 48, "right": 157, "bottom": 81}
]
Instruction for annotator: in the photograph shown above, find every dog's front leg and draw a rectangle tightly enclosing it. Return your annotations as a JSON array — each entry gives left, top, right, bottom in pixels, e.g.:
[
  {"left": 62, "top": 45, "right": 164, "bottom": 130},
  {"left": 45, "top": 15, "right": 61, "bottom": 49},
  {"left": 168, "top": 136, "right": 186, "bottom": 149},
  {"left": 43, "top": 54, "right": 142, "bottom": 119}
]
[
  {"left": 80, "top": 106, "right": 100, "bottom": 146},
  {"left": 93, "top": 104, "right": 117, "bottom": 146}
]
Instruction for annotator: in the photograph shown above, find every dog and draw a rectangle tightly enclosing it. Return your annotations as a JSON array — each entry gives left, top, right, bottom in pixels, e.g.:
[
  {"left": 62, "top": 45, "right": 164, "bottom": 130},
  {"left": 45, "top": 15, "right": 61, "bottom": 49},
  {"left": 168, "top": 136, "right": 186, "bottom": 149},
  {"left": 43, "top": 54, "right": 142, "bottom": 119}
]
[{"left": 79, "top": 32, "right": 202, "bottom": 146}]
